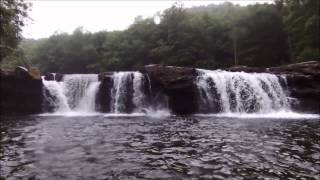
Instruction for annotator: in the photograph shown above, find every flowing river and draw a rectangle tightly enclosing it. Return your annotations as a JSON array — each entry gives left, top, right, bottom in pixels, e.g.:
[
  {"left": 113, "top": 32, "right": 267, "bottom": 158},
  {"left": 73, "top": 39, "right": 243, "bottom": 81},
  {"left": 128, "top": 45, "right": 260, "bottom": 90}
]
[{"left": 1, "top": 114, "right": 319, "bottom": 179}]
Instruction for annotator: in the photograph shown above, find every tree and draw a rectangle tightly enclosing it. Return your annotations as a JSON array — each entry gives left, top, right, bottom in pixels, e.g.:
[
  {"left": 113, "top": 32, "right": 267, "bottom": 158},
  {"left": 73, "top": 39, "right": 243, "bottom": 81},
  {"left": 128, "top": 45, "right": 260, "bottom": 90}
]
[
  {"left": 12, "top": 1, "right": 316, "bottom": 73},
  {"left": 0, "top": 0, "right": 30, "bottom": 61},
  {"left": 283, "top": 0, "right": 320, "bottom": 61},
  {"left": 236, "top": 4, "right": 290, "bottom": 66}
]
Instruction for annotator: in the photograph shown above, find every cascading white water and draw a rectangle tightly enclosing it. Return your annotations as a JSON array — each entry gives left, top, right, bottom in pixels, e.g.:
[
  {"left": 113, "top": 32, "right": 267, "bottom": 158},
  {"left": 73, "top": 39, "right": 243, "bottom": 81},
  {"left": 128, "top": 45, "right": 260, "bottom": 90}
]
[
  {"left": 109, "top": 71, "right": 170, "bottom": 116},
  {"left": 110, "top": 72, "right": 147, "bottom": 113},
  {"left": 196, "top": 69, "right": 290, "bottom": 113},
  {"left": 42, "top": 74, "right": 100, "bottom": 113},
  {"left": 42, "top": 79, "right": 71, "bottom": 112},
  {"left": 133, "top": 72, "right": 146, "bottom": 109}
]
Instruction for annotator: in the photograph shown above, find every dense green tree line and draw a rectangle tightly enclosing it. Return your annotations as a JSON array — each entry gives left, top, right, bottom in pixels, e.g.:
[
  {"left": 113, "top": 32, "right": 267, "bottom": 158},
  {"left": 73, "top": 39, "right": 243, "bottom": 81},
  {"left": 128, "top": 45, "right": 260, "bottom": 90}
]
[
  {"left": 0, "top": 0, "right": 30, "bottom": 61},
  {"left": 1, "top": 1, "right": 319, "bottom": 73}
]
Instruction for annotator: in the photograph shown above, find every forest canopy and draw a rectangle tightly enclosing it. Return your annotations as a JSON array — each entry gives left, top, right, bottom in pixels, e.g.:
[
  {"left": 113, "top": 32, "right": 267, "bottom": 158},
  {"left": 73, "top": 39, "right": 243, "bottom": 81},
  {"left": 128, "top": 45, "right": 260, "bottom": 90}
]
[
  {"left": 1, "top": 0, "right": 319, "bottom": 73},
  {"left": 0, "top": 0, "right": 30, "bottom": 61}
]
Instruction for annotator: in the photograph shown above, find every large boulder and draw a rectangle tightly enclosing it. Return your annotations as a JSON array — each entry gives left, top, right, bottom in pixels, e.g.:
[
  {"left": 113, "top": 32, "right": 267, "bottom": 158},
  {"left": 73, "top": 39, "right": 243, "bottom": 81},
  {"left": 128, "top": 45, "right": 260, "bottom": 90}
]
[
  {"left": 15, "top": 66, "right": 30, "bottom": 79},
  {"left": 143, "top": 64, "right": 199, "bottom": 114},
  {"left": 1, "top": 67, "right": 43, "bottom": 115}
]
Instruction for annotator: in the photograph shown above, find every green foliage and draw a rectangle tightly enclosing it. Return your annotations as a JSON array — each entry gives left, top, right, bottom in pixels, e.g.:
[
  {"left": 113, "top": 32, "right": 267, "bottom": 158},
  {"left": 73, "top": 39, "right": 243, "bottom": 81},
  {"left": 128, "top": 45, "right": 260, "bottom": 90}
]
[
  {"left": 4, "top": 1, "right": 317, "bottom": 73},
  {"left": 236, "top": 4, "right": 290, "bottom": 66},
  {"left": 283, "top": 0, "right": 320, "bottom": 61},
  {"left": 0, "top": 0, "right": 30, "bottom": 61}
]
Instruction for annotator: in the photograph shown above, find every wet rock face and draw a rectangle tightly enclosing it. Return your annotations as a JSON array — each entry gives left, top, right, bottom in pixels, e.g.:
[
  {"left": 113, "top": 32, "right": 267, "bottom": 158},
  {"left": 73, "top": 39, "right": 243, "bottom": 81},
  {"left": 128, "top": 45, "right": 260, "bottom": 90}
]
[
  {"left": 44, "top": 73, "right": 64, "bottom": 81},
  {"left": 97, "top": 73, "right": 113, "bottom": 112},
  {"left": 271, "top": 62, "right": 320, "bottom": 113},
  {"left": 1, "top": 68, "right": 43, "bottom": 115},
  {"left": 286, "top": 74, "right": 320, "bottom": 113},
  {"left": 55, "top": 73, "right": 63, "bottom": 82},
  {"left": 44, "top": 73, "right": 54, "bottom": 81},
  {"left": 143, "top": 64, "right": 199, "bottom": 114}
]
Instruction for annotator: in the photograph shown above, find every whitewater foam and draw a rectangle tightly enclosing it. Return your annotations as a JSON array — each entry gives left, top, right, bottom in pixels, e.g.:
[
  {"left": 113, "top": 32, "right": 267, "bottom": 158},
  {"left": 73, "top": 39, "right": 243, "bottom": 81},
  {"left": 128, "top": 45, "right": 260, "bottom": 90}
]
[
  {"left": 196, "top": 69, "right": 290, "bottom": 113},
  {"left": 42, "top": 74, "right": 100, "bottom": 113},
  {"left": 195, "top": 111, "right": 319, "bottom": 119}
]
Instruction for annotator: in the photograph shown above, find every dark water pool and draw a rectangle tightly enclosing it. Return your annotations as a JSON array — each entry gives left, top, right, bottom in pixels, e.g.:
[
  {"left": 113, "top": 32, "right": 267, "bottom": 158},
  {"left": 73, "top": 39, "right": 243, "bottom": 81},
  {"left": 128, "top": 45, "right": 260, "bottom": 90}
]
[{"left": 0, "top": 115, "right": 319, "bottom": 179}]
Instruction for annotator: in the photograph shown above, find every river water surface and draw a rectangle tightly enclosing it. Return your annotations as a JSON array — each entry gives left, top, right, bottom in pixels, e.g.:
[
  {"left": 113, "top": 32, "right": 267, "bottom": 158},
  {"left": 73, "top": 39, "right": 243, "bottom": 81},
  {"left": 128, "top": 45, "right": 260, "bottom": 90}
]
[{"left": 1, "top": 114, "right": 319, "bottom": 179}]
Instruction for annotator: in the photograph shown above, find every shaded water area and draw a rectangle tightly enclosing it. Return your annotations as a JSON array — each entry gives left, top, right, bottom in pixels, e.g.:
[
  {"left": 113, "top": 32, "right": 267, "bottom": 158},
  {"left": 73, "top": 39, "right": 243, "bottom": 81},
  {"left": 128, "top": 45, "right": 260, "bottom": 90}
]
[{"left": 1, "top": 115, "right": 319, "bottom": 179}]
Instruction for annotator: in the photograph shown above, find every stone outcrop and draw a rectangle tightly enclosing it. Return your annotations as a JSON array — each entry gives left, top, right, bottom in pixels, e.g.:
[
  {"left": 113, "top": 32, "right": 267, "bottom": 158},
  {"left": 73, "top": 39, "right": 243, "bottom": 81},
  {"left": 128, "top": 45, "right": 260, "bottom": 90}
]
[
  {"left": 142, "top": 64, "right": 199, "bottom": 114},
  {"left": 0, "top": 67, "right": 43, "bottom": 115},
  {"left": 97, "top": 72, "right": 113, "bottom": 112}
]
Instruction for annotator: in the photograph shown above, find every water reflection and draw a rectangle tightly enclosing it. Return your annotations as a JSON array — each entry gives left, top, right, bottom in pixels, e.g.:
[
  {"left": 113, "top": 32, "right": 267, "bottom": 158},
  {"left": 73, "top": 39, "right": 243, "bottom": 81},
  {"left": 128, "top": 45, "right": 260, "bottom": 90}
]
[{"left": 0, "top": 115, "right": 319, "bottom": 179}]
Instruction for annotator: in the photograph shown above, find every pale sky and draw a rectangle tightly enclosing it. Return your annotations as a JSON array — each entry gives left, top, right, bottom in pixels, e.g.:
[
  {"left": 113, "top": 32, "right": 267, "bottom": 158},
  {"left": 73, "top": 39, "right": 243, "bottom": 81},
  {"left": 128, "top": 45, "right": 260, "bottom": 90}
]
[{"left": 23, "top": 1, "right": 273, "bottom": 39}]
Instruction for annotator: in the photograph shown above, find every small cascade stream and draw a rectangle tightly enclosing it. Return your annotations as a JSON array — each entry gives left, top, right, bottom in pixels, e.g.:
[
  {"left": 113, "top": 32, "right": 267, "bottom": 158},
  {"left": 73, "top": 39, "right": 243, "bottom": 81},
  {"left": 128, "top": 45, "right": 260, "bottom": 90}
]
[
  {"left": 110, "top": 72, "right": 152, "bottom": 113},
  {"left": 196, "top": 69, "right": 290, "bottom": 113},
  {"left": 109, "top": 71, "right": 169, "bottom": 115}
]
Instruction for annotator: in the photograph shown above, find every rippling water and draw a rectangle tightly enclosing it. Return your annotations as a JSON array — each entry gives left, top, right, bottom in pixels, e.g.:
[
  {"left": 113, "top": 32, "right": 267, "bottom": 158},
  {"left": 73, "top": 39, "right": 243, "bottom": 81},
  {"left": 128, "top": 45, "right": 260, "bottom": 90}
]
[{"left": 1, "top": 115, "right": 319, "bottom": 179}]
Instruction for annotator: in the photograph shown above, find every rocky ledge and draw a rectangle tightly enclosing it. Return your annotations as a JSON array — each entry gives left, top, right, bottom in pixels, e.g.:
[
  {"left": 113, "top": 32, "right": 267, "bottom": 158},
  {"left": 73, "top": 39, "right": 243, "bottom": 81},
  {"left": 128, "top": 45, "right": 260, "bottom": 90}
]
[{"left": 1, "top": 61, "right": 319, "bottom": 115}]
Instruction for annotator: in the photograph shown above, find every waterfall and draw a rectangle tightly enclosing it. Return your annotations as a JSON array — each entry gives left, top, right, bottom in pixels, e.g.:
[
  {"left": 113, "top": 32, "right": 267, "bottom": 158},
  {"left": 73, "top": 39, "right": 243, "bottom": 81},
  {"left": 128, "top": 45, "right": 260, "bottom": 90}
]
[
  {"left": 196, "top": 69, "right": 290, "bottom": 113},
  {"left": 42, "top": 79, "right": 70, "bottom": 112},
  {"left": 42, "top": 70, "right": 291, "bottom": 115},
  {"left": 42, "top": 74, "right": 100, "bottom": 113},
  {"left": 110, "top": 72, "right": 147, "bottom": 113},
  {"left": 133, "top": 72, "right": 146, "bottom": 109}
]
